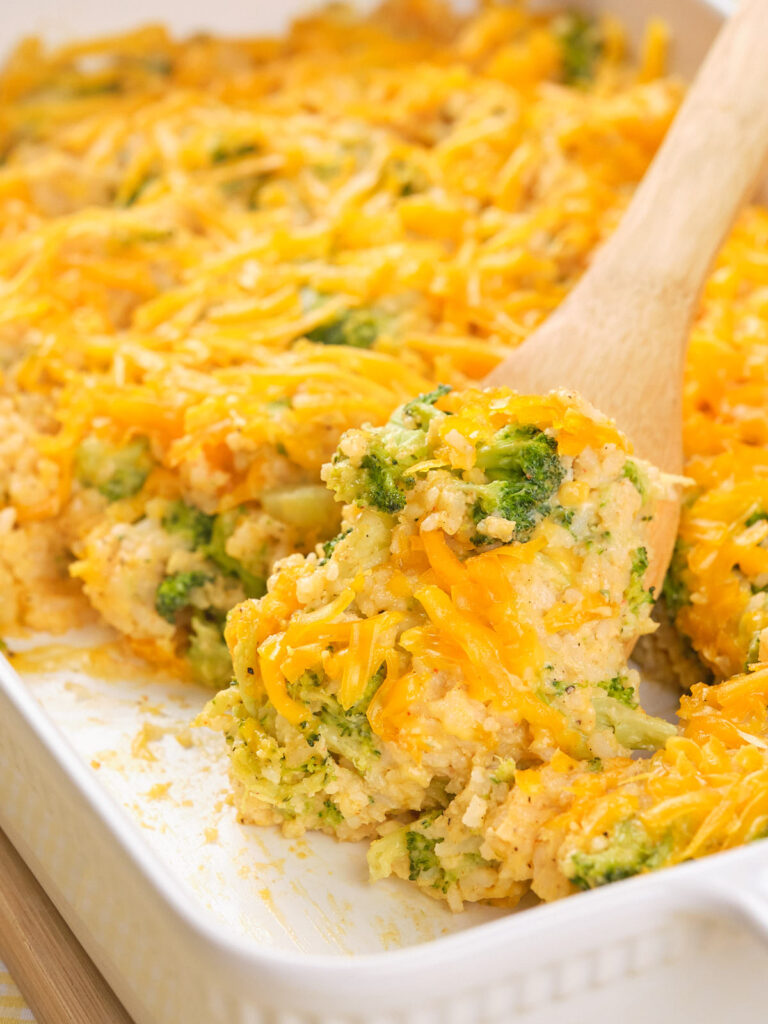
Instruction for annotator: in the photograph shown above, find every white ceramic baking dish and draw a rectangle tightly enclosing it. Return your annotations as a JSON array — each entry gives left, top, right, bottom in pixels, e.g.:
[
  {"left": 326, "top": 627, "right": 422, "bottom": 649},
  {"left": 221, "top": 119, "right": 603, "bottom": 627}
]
[{"left": 3, "top": 1, "right": 768, "bottom": 1021}]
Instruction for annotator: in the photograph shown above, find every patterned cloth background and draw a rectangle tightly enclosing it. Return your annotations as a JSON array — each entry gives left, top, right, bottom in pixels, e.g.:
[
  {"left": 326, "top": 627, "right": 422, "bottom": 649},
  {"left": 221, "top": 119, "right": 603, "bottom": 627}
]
[{"left": 0, "top": 966, "right": 34, "bottom": 1022}]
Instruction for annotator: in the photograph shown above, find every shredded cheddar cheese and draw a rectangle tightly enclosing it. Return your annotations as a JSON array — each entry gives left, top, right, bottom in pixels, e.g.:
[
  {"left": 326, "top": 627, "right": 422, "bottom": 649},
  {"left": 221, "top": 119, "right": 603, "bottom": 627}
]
[
  {"left": 671, "top": 208, "right": 768, "bottom": 678},
  {"left": 0, "top": 0, "right": 681, "bottom": 674}
]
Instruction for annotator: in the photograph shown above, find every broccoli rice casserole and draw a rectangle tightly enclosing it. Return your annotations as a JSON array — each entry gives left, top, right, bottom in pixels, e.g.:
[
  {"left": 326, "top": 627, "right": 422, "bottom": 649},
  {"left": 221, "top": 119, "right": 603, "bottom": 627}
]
[{"left": 2, "top": 0, "right": 768, "bottom": 909}]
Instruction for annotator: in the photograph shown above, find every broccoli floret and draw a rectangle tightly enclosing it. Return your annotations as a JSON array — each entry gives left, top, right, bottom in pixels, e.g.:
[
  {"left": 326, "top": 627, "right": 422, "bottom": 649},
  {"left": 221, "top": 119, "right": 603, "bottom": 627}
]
[
  {"left": 490, "top": 757, "right": 516, "bottom": 784},
  {"left": 471, "top": 481, "right": 545, "bottom": 543},
  {"left": 318, "top": 799, "right": 344, "bottom": 826},
  {"left": 358, "top": 451, "right": 407, "bottom": 513},
  {"left": 382, "top": 157, "right": 429, "bottom": 197},
  {"left": 186, "top": 612, "right": 232, "bottom": 688},
  {"left": 593, "top": 695, "right": 676, "bottom": 751},
  {"left": 626, "top": 546, "right": 654, "bottom": 614},
  {"left": 597, "top": 675, "right": 637, "bottom": 708},
  {"left": 662, "top": 540, "right": 690, "bottom": 617},
  {"left": 557, "top": 12, "right": 603, "bottom": 86},
  {"left": 306, "top": 307, "right": 381, "bottom": 348},
  {"left": 325, "top": 390, "right": 450, "bottom": 513},
  {"left": 568, "top": 820, "right": 671, "bottom": 890},
  {"left": 293, "top": 667, "right": 384, "bottom": 772},
  {"left": 475, "top": 423, "right": 561, "bottom": 488},
  {"left": 329, "top": 430, "right": 428, "bottom": 512},
  {"left": 155, "top": 571, "right": 211, "bottom": 623},
  {"left": 471, "top": 424, "right": 565, "bottom": 543},
  {"left": 206, "top": 511, "right": 266, "bottom": 598},
  {"left": 320, "top": 528, "right": 352, "bottom": 563},
  {"left": 368, "top": 812, "right": 492, "bottom": 895},
  {"left": 210, "top": 140, "right": 258, "bottom": 164},
  {"left": 160, "top": 504, "right": 266, "bottom": 597},
  {"left": 162, "top": 501, "right": 215, "bottom": 549},
  {"left": 329, "top": 400, "right": 564, "bottom": 533},
  {"left": 367, "top": 829, "right": 409, "bottom": 881},
  {"left": 397, "top": 384, "right": 452, "bottom": 430},
  {"left": 75, "top": 436, "right": 153, "bottom": 501},
  {"left": 746, "top": 509, "right": 768, "bottom": 528},
  {"left": 622, "top": 460, "right": 647, "bottom": 499},
  {"left": 406, "top": 828, "right": 442, "bottom": 881},
  {"left": 746, "top": 632, "right": 762, "bottom": 670}
]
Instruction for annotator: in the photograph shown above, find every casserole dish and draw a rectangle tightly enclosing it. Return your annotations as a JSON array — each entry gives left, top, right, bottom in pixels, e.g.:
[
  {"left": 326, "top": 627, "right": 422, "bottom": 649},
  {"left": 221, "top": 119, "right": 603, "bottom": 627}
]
[{"left": 4, "top": 1, "right": 768, "bottom": 1021}]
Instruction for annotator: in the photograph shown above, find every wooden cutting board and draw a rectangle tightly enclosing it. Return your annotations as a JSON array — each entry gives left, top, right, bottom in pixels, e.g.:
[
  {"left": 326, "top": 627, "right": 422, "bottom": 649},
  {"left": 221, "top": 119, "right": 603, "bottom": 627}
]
[{"left": 0, "top": 829, "right": 135, "bottom": 1024}]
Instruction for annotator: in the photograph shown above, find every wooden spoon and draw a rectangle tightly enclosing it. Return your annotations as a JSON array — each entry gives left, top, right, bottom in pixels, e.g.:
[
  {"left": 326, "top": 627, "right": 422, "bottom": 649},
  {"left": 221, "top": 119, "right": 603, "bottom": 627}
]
[
  {"left": 0, "top": 828, "right": 134, "bottom": 1024},
  {"left": 485, "top": 0, "right": 768, "bottom": 594}
]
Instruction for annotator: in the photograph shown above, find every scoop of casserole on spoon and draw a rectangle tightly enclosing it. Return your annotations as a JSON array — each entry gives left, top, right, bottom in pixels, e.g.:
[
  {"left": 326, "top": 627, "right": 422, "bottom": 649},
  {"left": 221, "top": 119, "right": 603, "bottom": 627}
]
[{"left": 486, "top": 0, "right": 768, "bottom": 593}]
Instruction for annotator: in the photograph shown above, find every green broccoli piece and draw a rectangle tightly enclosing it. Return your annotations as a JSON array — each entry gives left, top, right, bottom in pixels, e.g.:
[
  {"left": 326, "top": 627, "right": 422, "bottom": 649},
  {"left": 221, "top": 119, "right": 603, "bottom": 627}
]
[
  {"left": 210, "top": 140, "right": 259, "bottom": 164},
  {"left": 382, "top": 157, "right": 429, "bottom": 197},
  {"left": 367, "top": 829, "right": 409, "bottom": 881},
  {"left": 746, "top": 632, "right": 762, "bottom": 670},
  {"left": 471, "top": 425, "right": 565, "bottom": 543},
  {"left": 490, "top": 757, "right": 516, "bottom": 784},
  {"left": 220, "top": 172, "right": 270, "bottom": 209},
  {"left": 568, "top": 820, "right": 672, "bottom": 890},
  {"left": 162, "top": 501, "right": 215, "bottom": 549},
  {"left": 328, "top": 429, "right": 429, "bottom": 513},
  {"left": 186, "top": 612, "right": 232, "bottom": 688},
  {"left": 160, "top": 504, "right": 265, "bottom": 597},
  {"left": 205, "top": 512, "right": 266, "bottom": 598},
  {"left": 318, "top": 799, "right": 345, "bottom": 826},
  {"left": 320, "top": 528, "right": 352, "bottom": 563},
  {"left": 406, "top": 828, "right": 442, "bottom": 881},
  {"left": 306, "top": 307, "right": 381, "bottom": 349},
  {"left": 475, "top": 423, "right": 561, "bottom": 486},
  {"left": 593, "top": 695, "right": 676, "bottom": 751},
  {"left": 622, "top": 460, "right": 647, "bottom": 499},
  {"left": 324, "top": 388, "right": 453, "bottom": 513},
  {"left": 293, "top": 667, "right": 384, "bottom": 772},
  {"left": 746, "top": 509, "right": 768, "bottom": 528},
  {"left": 662, "top": 540, "right": 690, "bottom": 617},
  {"left": 75, "top": 436, "right": 153, "bottom": 502},
  {"left": 155, "top": 571, "right": 211, "bottom": 623},
  {"left": 368, "top": 812, "right": 490, "bottom": 894},
  {"left": 626, "top": 546, "right": 654, "bottom": 614},
  {"left": 397, "top": 384, "right": 452, "bottom": 430},
  {"left": 358, "top": 451, "right": 408, "bottom": 513},
  {"left": 597, "top": 675, "right": 637, "bottom": 708},
  {"left": 471, "top": 480, "right": 549, "bottom": 543},
  {"left": 557, "top": 11, "right": 603, "bottom": 86}
]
